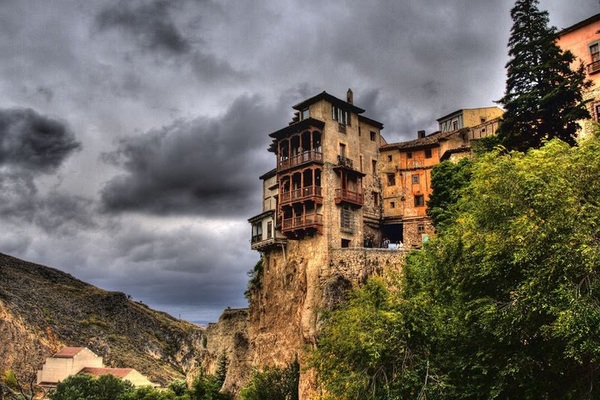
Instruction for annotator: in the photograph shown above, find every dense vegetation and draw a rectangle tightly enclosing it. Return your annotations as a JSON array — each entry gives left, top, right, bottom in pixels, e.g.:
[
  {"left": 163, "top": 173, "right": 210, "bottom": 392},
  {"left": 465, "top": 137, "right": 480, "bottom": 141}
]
[{"left": 310, "top": 135, "right": 600, "bottom": 399}]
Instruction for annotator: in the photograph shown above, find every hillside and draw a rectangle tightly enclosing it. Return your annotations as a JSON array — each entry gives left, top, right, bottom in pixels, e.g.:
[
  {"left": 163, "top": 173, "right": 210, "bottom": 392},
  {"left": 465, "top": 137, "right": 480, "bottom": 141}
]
[{"left": 0, "top": 252, "right": 208, "bottom": 386}]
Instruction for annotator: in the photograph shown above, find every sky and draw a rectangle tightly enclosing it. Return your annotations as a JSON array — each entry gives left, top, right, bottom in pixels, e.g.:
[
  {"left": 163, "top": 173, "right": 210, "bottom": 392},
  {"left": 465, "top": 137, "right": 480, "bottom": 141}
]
[{"left": 0, "top": 0, "right": 598, "bottom": 323}]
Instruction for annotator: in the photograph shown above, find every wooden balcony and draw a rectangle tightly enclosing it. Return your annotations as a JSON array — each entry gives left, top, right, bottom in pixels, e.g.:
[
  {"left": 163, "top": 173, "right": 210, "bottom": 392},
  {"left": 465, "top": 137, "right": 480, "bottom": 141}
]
[
  {"left": 278, "top": 150, "right": 323, "bottom": 171},
  {"left": 251, "top": 236, "right": 287, "bottom": 251},
  {"left": 280, "top": 186, "right": 323, "bottom": 205},
  {"left": 281, "top": 213, "right": 323, "bottom": 234},
  {"left": 588, "top": 60, "right": 600, "bottom": 75},
  {"left": 335, "top": 188, "right": 364, "bottom": 207}
]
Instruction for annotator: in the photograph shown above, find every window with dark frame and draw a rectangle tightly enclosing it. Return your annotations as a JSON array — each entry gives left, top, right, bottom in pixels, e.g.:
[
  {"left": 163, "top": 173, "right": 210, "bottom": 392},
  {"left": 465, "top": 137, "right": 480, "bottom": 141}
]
[
  {"left": 412, "top": 174, "right": 419, "bottom": 184},
  {"left": 418, "top": 224, "right": 425, "bottom": 233},
  {"left": 372, "top": 160, "right": 377, "bottom": 175},
  {"left": 387, "top": 173, "right": 396, "bottom": 186},
  {"left": 372, "top": 191, "right": 379, "bottom": 206},
  {"left": 387, "top": 155, "right": 392, "bottom": 162},
  {"left": 414, "top": 194, "right": 425, "bottom": 207},
  {"left": 407, "top": 152, "right": 413, "bottom": 159},
  {"left": 390, "top": 201, "right": 395, "bottom": 208},
  {"left": 424, "top": 148, "right": 432, "bottom": 158},
  {"left": 370, "top": 131, "right": 376, "bottom": 141}
]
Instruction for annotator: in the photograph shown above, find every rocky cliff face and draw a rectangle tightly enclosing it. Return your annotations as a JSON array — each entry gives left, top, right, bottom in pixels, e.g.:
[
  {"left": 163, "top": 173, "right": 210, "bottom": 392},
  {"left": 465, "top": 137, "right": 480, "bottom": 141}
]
[
  {"left": 206, "top": 244, "right": 406, "bottom": 398},
  {"left": 0, "top": 253, "right": 207, "bottom": 387}
]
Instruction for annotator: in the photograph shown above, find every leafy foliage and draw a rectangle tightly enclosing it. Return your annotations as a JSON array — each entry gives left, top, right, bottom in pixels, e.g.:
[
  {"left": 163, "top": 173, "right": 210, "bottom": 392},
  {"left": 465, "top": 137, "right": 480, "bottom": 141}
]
[
  {"left": 312, "top": 137, "right": 600, "bottom": 399},
  {"left": 244, "top": 259, "right": 263, "bottom": 300},
  {"left": 427, "top": 158, "right": 473, "bottom": 230},
  {"left": 239, "top": 360, "right": 299, "bottom": 400},
  {"left": 496, "top": 0, "right": 591, "bottom": 151}
]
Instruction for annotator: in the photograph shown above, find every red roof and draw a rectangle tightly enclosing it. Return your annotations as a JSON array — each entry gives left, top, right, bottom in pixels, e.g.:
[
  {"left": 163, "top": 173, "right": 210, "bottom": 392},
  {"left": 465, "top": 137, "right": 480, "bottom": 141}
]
[
  {"left": 53, "top": 347, "right": 86, "bottom": 358},
  {"left": 79, "top": 367, "right": 133, "bottom": 379}
]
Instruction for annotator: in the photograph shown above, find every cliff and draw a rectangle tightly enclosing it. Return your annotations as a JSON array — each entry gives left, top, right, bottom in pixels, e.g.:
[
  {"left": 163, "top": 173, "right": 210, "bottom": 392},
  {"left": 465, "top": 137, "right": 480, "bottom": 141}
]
[{"left": 0, "top": 252, "right": 207, "bottom": 387}]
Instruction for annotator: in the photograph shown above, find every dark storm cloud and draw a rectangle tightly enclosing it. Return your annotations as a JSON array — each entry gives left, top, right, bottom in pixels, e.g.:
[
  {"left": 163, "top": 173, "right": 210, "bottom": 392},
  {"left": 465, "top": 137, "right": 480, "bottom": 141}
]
[
  {"left": 0, "top": 108, "right": 80, "bottom": 172},
  {"left": 96, "top": 0, "right": 191, "bottom": 55},
  {"left": 101, "top": 94, "right": 281, "bottom": 217}
]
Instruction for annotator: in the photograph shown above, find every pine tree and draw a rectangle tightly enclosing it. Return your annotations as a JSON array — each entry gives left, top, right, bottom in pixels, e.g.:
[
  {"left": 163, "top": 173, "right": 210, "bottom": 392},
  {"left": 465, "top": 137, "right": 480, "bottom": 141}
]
[{"left": 497, "top": 0, "right": 591, "bottom": 151}]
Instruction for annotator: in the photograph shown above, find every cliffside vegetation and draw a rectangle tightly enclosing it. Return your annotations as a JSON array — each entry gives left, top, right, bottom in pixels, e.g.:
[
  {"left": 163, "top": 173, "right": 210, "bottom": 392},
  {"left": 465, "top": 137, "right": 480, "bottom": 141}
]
[{"left": 310, "top": 136, "right": 600, "bottom": 399}]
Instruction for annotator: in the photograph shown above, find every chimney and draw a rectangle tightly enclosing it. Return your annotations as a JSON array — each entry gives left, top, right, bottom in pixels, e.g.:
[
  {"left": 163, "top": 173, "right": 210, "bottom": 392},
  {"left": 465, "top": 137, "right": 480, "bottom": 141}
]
[
  {"left": 418, "top": 130, "right": 426, "bottom": 138},
  {"left": 347, "top": 88, "right": 353, "bottom": 104}
]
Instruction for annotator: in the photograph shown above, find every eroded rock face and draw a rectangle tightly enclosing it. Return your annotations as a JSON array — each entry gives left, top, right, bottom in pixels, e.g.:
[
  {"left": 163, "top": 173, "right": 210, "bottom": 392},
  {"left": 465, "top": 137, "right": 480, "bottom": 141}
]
[{"left": 206, "top": 244, "right": 406, "bottom": 398}]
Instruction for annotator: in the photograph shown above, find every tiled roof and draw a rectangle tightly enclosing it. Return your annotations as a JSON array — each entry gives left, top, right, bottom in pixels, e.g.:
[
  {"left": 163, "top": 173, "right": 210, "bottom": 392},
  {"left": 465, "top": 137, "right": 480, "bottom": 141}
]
[
  {"left": 53, "top": 347, "right": 86, "bottom": 358},
  {"left": 381, "top": 130, "right": 456, "bottom": 151},
  {"left": 79, "top": 367, "right": 133, "bottom": 378}
]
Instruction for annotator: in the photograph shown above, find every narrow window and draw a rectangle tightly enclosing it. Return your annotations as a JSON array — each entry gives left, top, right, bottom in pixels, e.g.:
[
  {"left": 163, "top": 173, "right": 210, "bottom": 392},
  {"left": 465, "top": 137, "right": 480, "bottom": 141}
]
[
  {"left": 418, "top": 224, "right": 425, "bottom": 233},
  {"left": 372, "top": 192, "right": 379, "bottom": 206},
  {"left": 387, "top": 173, "right": 396, "bottom": 186},
  {"left": 301, "top": 108, "right": 309, "bottom": 120},
  {"left": 267, "top": 221, "right": 273, "bottom": 239},
  {"left": 591, "top": 42, "right": 599, "bottom": 62},
  {"left": 340, "top": 206, "right": 353, "bottom": 231},
  {"left": 372, "top": 160, "right": 377, "bottom": 175},
  {"left": 387, "top": 155, "right": 392, "bottom": 162},
  {"left": 424, "top": 148, "right": 432, "bottom": 158},
  {"left": 407, "top": 152, "right": 413, "bottom": 159},
  {"left": 412, "top": 174, "right": 419, "bottom": 184},
  {"left": 390, "top": 201, "right": 395, "bottom": 208},
  {"left": 370, "top": 131, "right": 376, "bottom": 141},
  {"left": 414, "top": 195, "right": 425, "bottom": 207},
  {"left": 339, "top": 143, "right": 346, "bottom": 158}
]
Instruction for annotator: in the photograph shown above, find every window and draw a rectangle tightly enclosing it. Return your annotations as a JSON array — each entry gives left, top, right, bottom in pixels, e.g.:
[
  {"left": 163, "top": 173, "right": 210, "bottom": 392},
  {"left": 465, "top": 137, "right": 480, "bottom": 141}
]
[
  {"left": 424, "top": 148, "right": 432, "bottom": 158},
  {"left": 414, "top": 194, "right": 425, "bottom": 207},
  {"left": 418, "top": 224, "right": 425, "bottom": 233},
  {"left": 251, "top": 223, "right": 263, "bottom": 243},
  {"left": 341, "top": 239, "right": 351, "bottom": 248},
  {"left": 412, "top": 174, "right": 419, "bottom": 184},
  {"left": 341, "top": 206, "right": 353, "bottom": 231},
  {"left": 339, "top": 143, "right": 346, "bottom": 158},
  {"left": 372, "top": 160, "right": 377, "bottom": 175},
  {"left": 390, "top": 201, "right": 395, "bottom": 208},
  {"left": 372, "top": 191, "right": 379, "bottom": 206},
  {"left": 359, "top": 155, "right": 363, "bottom": 172},
  {"left": 332, "top": 105, "right": 350, "bottom": 125},
  {"left": 267, "top": 221, "right": 273, "bottom": 239},
  {"left": 406, "top": 152, "right": 412, "bottom": 159},
  {"left": 387, "top": 155, "right": 392, "bottom": 162},
  {"left": 370, "top": 131, "right": 376, "bottom": 141},
  {"left": 387, "top": 173, "right": 396, "bottom": 186},
  {"left": 301, "top": 108, "right": 309, "bottom": 120},
  {"left": 591, "top": 42, "right": 599, "bottom": 62}
]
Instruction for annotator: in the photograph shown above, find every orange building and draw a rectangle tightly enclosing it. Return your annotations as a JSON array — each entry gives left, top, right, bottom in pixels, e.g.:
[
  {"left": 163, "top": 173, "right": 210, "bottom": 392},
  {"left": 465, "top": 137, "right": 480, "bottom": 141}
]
[
  {"left": 557, "top": 13, "right": 600, "bottom": 138},
  {"left": 380, "top": 108, "right": 502, "bottom": 247}
]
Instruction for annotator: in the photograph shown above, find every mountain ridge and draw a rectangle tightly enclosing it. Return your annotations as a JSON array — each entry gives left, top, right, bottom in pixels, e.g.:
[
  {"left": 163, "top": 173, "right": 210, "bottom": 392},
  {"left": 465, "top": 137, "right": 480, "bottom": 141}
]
[{"left": 0, "top": 252, "right": 208, "bottom": 386}]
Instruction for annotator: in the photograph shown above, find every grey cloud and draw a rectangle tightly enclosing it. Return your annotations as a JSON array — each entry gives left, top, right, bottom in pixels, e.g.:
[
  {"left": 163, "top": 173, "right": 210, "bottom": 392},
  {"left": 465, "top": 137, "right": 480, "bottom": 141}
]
[
  {"left": 96, "top": 0, "right": 191, "bottom": 55},
  {"left": 0, "top": 108, "right": 81, "bottom": 172},
  {"left": 101, "top": 94, "right": 280, "bottom": 217}
]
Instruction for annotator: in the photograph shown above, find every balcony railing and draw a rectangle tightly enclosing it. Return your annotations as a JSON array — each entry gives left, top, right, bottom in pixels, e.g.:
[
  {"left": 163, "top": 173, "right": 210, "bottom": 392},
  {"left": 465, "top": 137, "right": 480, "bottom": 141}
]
[
  {"left": 588, "top": 60, "right": 600, "bottom": 75},
  {"left": 280, "top": 186, "right": 323, "bottom": 205},
  {"left": 278, "top": 150, "right": 323, "bottom": 170},
  {"left": 281, "top": 213, "right": 323, "bottom": 233},
  {"left": 335, "top": 188, "right": 364, "bottom": 207},
  {"left": 337, "top": 155, "right": 353, "bottom": 169}
]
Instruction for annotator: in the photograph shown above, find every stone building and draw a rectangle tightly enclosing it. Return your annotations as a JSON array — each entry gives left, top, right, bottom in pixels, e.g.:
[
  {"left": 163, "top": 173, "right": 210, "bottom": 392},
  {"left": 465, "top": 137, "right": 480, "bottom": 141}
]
[
  {"left": 379, "top": 108, "right": 502, "bottom": 247},
  {"left": 245, "top": 91, "right": 502, "bottom": 397},
  {"left": 37, "top": 347, "right": 155, "bottom": 388},
  {"left": 556, "top": 13, "right": 600, "bottom": 138}
]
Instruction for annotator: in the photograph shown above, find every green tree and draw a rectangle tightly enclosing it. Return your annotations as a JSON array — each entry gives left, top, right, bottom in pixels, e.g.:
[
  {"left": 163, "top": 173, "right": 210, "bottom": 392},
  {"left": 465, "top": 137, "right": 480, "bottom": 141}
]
[
  {"left": 189, "top": 375, "right": 228, "bottom": 400},
  {"left": 309, "top": 278, "right": 440, "bottom": 399},
  {"left": 48, "top": 374, "right": 134, "bottom": 400},
  {"left": 427, "top": 157, "right": 473, "bottom": 230},
  {"left": 239, "top": 361, "right": 299, "bottom": 400},
  {"left": 496, "top": 0, "right": 590, "bottom": 151}
]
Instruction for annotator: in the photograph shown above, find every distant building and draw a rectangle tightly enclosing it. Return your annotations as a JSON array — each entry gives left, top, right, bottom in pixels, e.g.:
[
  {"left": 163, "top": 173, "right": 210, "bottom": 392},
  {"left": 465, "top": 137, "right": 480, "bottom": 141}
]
[
  {"left": 557, "top": 13, "right": 600, "bottom": 138},
  {"left": 37, "top": 347, "right": 155, "bottom": 388}
]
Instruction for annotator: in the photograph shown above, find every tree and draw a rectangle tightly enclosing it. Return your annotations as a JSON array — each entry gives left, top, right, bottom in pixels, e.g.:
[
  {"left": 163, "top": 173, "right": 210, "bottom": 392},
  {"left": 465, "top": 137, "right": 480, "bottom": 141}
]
[
  {"left": 497, "top": 0, "right": 590, "bottom": 151},
  {"left": 427, "top": 158, "right": 473, "bottom": 230},
  {"left": 239, "top": 361, "right": 299, "bottom": 400},
  {"left": 48, "top": 374, "right": 134, "bottom": 400}
]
